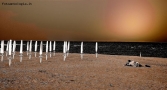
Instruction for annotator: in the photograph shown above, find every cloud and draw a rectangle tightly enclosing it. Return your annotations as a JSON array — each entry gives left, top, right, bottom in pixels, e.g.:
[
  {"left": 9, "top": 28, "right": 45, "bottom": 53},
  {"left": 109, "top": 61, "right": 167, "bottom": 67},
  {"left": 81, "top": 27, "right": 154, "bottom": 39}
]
[{"left": 0, "top": 10, "right": 48, "bottom": 40}]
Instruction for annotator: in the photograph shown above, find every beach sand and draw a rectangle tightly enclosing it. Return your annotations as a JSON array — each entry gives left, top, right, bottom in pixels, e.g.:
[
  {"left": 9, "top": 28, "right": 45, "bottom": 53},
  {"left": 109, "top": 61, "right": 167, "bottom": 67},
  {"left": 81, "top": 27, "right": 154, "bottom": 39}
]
[{"left": 0, "top": 52, "right": 167, "bottom": 90}]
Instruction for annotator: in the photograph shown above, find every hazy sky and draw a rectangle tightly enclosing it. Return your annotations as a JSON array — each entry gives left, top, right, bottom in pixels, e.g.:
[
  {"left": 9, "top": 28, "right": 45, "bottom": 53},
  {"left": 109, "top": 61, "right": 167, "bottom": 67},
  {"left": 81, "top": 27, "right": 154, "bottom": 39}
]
[{"left": 0, "top": 0, "right": 166, "bottom": 42}]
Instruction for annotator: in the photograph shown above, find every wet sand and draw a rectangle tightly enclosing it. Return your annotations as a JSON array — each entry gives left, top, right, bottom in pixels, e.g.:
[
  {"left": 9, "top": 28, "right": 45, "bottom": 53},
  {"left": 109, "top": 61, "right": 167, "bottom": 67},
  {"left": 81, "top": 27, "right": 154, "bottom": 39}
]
[{"left": 0, "top": 52, "right": 167, "bottom": 90}]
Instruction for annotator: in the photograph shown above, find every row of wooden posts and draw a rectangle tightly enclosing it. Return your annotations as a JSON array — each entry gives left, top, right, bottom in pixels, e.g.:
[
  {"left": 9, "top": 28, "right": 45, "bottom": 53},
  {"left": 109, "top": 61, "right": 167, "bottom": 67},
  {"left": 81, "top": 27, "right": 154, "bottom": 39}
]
[{"left": 0, "top": 40, "right": 98, "bottom": 66}]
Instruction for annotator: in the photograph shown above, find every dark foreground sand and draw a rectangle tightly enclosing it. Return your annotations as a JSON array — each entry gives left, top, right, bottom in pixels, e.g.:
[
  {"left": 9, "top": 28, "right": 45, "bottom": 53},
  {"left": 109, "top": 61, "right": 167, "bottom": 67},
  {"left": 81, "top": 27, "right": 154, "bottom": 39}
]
[{"left": 0, "top": 52, "right": 167, "bottom": 90}]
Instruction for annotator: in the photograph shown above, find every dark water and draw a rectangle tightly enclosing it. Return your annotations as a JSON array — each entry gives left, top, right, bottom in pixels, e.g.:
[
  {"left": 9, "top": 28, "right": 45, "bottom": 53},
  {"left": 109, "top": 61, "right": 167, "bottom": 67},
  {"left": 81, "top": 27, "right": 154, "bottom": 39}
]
[{"left": 2, "top": 41, "right": 167, "bottom": 58}]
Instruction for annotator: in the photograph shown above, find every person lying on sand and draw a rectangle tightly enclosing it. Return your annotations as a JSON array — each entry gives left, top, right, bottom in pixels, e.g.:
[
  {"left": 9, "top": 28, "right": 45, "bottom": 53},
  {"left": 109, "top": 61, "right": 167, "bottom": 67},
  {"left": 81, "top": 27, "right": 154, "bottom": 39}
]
[{"left": 125, "top": 60, "right": 142, "bottom": 67}]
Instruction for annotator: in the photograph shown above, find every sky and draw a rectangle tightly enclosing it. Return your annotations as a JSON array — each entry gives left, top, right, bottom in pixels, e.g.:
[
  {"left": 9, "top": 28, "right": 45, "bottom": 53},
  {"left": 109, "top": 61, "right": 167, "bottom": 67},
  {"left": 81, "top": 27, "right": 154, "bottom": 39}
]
[{"left": 0, "top": 0, "right": 166, "bottom": 42}]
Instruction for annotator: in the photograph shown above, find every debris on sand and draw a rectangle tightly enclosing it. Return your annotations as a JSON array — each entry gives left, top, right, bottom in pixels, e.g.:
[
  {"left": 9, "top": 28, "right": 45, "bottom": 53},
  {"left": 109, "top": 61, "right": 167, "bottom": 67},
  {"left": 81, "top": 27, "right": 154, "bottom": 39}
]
[
  {"left": 38, "top": 70, "right": 46, "bottom": 73},
  {"left": 145, "top": 65, "right": 151, "bottom": 67},
  {"left": 110, "top": 83, "right": 113, "bottom": 87}
]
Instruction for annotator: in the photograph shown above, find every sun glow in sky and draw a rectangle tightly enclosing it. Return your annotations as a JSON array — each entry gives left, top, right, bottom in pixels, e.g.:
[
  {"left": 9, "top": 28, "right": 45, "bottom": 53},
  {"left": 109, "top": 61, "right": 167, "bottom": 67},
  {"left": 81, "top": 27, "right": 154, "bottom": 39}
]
[
  {"left": 103, "top": 0, "right": 161, "bottom": 41},
  {"left": 0, "top": 0, "right": 166, "bottom": 42}
]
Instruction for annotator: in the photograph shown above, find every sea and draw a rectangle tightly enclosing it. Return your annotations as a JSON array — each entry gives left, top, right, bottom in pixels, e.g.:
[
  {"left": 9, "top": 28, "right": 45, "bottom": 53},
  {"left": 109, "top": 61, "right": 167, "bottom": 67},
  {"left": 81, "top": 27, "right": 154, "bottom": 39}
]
[{"left": 2, "top": 41, "right": 167, "bottom": 58}]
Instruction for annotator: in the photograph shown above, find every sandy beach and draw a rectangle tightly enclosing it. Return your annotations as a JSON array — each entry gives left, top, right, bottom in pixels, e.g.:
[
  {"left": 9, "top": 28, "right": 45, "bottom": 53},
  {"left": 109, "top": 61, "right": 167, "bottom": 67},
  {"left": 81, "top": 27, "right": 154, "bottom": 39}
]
[{"left": 0, "top": 52, "right": 167, "bottom": 90}]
